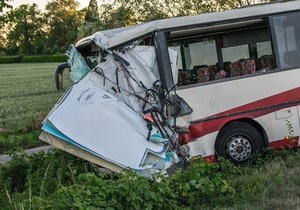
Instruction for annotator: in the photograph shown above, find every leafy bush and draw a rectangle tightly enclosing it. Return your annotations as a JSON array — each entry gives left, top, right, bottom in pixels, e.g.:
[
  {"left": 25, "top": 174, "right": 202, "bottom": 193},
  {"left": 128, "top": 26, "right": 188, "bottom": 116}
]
[
  {"left": 0, "top": 55, "right": 67, "bottom": 63},
  {"left": 0, "top": 150, "right": 235, "bottom": 209},
  {"left": 0, "top": 150, "right": 93, "bottom": 208},
  {"left": 30, "top": 161, "right": 234, "bottom": 209},
  {"left": 0, "top": 56, "right": 23, "bottom": 64},
  {"left": 1, "top": 149, "right": 300, "bottom": 209},
  {"left": 22, "top": 55, "right": 67, "bottom": 63}
]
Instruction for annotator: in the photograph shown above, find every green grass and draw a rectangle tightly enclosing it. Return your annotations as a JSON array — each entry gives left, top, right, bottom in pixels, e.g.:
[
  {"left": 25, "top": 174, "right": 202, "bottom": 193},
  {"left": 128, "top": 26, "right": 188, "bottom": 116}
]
[
  {"left": 0, "top": 63, "right": 71, "bottom": 153},
  {"left": 0, "top": 63, "right": 71, "bottom": 132},
  {"left": 0, "top": 131, "right": 44, "bottom": 154},
  {"left": 205, "top": 150, "right": 300, "bottom": 209}
]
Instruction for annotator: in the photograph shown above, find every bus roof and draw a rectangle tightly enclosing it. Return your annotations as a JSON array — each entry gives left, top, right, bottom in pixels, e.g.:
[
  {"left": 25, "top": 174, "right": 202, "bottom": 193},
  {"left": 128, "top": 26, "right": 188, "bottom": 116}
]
[{"left": 76, "top": 1, "right": 300, "bottom": 49}]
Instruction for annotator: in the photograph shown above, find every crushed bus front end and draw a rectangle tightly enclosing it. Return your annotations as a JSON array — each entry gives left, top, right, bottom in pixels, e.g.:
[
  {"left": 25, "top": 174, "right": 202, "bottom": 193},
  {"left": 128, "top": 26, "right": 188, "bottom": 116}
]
[{"left": 40, "top": 30, "right": 193, "bottom": 177}]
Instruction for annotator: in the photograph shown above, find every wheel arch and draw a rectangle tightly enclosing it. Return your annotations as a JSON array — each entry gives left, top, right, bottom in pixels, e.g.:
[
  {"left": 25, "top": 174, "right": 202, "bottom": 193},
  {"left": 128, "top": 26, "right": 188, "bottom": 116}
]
[{"left": 215, "top": 118, "right": 269, "bottom": 149}]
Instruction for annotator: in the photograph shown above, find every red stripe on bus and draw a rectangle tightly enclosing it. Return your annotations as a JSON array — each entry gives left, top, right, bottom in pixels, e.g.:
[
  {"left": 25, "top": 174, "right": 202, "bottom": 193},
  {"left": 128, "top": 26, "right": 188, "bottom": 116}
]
[
  {"left": 269, "top": 136, "right": 299, "bottom": 149},
  {"left": 203, "top": 154, "right": 216, "bottom": 163},
  {"left": 189, "top": 87, "right": 300, "bottom": 138}
]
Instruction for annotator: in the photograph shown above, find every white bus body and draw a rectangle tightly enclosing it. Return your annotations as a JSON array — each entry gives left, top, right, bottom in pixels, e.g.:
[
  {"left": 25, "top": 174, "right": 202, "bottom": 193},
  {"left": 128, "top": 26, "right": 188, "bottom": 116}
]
[{"left": 178, "top": 68, "right": 300, "bottom": 162}]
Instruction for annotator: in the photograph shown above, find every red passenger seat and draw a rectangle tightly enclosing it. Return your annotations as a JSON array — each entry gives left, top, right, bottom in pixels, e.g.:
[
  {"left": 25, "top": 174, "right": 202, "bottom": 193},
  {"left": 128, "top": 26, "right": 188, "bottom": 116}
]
[
  {"left": 208, "top": 65, "right": 218, "bottom": 80},
  {"left": 197, "top": 66, "right": 210, "bottom": 83},
  {"left": 241, "top": 59, "right": 256, "bottom": 75},
  {"left": 230, "top": 61, "right": 242, "bottom": 77}
]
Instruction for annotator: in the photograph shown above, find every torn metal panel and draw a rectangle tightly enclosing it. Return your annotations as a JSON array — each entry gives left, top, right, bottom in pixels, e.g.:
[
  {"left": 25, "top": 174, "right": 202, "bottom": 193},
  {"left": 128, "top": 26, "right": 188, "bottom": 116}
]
[
  {"left": 41, "top": 43, "right": 188, "bottom": 176},
  {"left": 43, "top": 77, "right": 167, "bottom": 169},
  {"left": 91, "top": 45, "right": 161, "bottom": 114}
]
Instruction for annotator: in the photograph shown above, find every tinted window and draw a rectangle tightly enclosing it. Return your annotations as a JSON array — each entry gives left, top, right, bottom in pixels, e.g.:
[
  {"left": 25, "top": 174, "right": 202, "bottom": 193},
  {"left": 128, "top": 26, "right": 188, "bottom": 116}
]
[
  {"left": 257, "top": 41, "right": 273, "bottom": 58},
  {"left": 271, "top": 12, "right": 300, "bottom": 68},
  {"left": 222, "top": 45, "right": 250, "bottom": 62},
  {"left": 169, "top": 39, "right": 218, "bottom": 85},
  {"left": 184, "top": 39, "right": 218, "bottom": 69}
]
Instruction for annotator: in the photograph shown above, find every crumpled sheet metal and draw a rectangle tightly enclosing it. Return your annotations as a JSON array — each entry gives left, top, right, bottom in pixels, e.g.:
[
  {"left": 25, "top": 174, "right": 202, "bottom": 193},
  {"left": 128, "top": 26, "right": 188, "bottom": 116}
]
[{"left": 41, "top": 45, "right": 180, "bottom": 175}]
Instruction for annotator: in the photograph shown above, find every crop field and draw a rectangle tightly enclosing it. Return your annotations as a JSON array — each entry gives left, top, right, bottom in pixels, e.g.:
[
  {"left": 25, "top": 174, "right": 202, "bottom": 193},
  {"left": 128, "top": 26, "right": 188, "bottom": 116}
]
[
  {"left": 0, "top": 63, "right": 70, "bottom": 153},
  {"left": 0, "top": 63, "right": 70, "bottom": 132}
]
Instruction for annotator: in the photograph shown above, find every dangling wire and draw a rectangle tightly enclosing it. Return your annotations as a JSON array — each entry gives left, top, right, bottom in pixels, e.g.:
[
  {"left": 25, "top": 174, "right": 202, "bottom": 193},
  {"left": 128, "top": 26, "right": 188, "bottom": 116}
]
[
  {"left": 94, "top": 67, "right": 160, "bottom": 108},
  {"left": 95, "top": 50, "right": 190, "bottom": 165}
]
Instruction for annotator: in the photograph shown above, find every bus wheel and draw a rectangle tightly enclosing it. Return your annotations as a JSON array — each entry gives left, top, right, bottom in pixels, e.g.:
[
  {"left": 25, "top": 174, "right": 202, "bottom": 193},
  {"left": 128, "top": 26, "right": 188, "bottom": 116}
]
[{"left": 215, "top": 122, "right": 264, "bottom": 163}]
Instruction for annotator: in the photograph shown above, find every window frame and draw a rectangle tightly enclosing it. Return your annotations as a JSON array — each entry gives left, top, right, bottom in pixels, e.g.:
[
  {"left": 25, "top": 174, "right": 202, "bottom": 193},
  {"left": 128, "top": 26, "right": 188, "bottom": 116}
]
[{"left": 165, "top": 16, "right": 282, "bottom": 90}]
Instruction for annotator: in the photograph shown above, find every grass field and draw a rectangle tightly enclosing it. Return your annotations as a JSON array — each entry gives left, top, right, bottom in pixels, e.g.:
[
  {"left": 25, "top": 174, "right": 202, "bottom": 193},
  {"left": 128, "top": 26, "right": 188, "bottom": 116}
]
[{"left": 0, "top": 63, "right": 70, "bottom": 153}]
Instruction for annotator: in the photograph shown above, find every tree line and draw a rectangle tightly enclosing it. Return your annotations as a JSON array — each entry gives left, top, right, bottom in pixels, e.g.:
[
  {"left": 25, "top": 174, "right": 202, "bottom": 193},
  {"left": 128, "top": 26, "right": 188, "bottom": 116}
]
[{"left": 0, "top": 0, "right": 291, "bottom": 55}]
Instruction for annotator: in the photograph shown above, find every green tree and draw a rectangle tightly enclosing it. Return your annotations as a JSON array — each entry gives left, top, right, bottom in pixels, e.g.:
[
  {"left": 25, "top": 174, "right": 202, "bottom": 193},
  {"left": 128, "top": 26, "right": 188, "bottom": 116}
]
[
  {"left": 114, "top": 0, "right": 167, "bottom": 23},
  {"left": 85, "top": 0, "right": 99, "bottom": 22},
  {"left": 100, "top": 4, "right": 135, "bottom": 28},
  {"left": 0, "top": 27, "right": 6, "bottom": 50},
  {"left": 44, "top": 0, "right": 84, "bottom": 54},
  {"left": 0, "top": 0, "right": 12, "bottom": 51},
  {"left": 0, "top": 17, "right": 6, "bottom": 50},
  {"left": 0, "top": 0, "right": 12, "bottom": 12},
  {"left": 86, "top": 0, "right": 168, "bottom": 32},
  {"left": 76, "top": 0, "right": 258, "bottom": 38},
  {"left": 5, "top": 4, "right": 46, "bottom": 54},
  {"left": 77, "top": 0, "right": 102, "bottom": 39},
  {"left": 97, "top": 0, "right": 236, "bottom": 29},
  {"left": 105, "top": 0, "right": 290, "bottom": 27}
]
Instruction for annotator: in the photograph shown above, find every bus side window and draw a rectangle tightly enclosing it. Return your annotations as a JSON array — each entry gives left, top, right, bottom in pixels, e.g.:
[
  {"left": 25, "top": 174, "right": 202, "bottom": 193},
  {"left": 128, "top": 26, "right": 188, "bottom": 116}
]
[
  {"left": 169, "top": 39, "right": 218, "bottom": 86},
  {"left": 168, "top": 19, "right": 276, "bottom": 86},
  {"left": 221, "top": 28, "right": 274, "bottom": 75},
  {"left": 270, "top": 12, "right": 300, "bottom": 69}
]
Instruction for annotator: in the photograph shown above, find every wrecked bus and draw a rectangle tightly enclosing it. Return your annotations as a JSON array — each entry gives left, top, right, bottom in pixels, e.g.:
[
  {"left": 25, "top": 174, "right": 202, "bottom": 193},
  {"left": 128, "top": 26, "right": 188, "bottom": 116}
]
[{"left": 41, "top": 1, "right": 300, "bottom": 176}]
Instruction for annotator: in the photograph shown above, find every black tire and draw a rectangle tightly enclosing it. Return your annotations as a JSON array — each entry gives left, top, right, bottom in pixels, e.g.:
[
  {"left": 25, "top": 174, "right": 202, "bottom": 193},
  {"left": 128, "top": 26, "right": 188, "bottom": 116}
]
[{"left": 215, "top": 121, "right": 264, "bottom": 163}]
